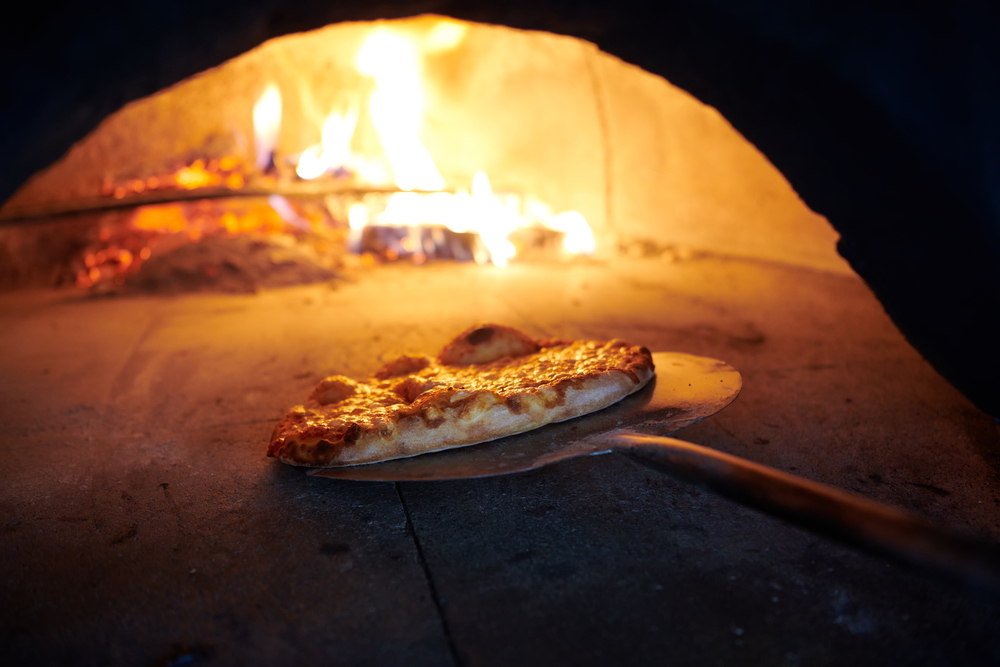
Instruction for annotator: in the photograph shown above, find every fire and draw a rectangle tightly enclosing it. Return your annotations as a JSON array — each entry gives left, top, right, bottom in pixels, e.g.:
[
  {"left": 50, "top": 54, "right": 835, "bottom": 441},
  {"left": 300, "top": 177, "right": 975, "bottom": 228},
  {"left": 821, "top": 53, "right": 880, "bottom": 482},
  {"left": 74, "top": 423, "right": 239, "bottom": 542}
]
[
  {"left": 94, "top": 20, "right": 597, "bottom": 272},
  {"left": 535, "top": 209, "right": 596, "bottom": 255},
  {"left": 467, "top": 172, "right": 517, "bottom": 267},
  {"left": 346, "top": 25, "right": 595, "bottom": 266},
  {"left": 253, "top": 84, "right": 283, "bottom": 172},
  {"left": 295, "top": 107, "right": 359, "bottom": 180},
  {"left": 355, "top": 29, "right": 444, "bottom": 192}
]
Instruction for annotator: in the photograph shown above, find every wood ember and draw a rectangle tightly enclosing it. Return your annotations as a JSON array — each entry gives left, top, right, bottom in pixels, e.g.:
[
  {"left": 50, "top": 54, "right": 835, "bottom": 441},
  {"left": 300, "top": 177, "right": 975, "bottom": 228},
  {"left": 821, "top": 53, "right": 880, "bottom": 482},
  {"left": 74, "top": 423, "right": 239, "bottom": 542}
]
[
  {"left": 1, "top": 193, "right": 580, "bottom": 294},
  {"left": 100, "top": 155, "right": 251, "bottom": 201},
  {"left": 71, "top": 196, "right": 348, "bottom": 294},
  {"left": 359, "top": 225, "right": 485, "bottom": 263}
]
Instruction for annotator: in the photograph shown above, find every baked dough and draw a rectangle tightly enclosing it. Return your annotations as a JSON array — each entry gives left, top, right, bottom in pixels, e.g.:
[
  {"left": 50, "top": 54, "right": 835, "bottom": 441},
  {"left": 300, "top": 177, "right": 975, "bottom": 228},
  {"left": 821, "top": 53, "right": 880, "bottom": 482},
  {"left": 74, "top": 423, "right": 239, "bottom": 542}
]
[{"left": 268, "top": 324, "right": 655, "bottom": 467}]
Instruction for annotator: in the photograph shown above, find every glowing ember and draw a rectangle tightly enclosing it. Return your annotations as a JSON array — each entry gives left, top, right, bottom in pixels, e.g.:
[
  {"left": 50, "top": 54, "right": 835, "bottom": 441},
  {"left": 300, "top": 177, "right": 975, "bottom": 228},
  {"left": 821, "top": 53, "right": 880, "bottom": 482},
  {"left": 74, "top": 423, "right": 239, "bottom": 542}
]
[
  {"left": 100, "top": 156, "right": 248, "bottom": 199},
  {"left": 75, "top": 197, "right": 343, "bottom": 291},
  {"left": 176, "top": 159, "right": 222, "bottom": 189}
]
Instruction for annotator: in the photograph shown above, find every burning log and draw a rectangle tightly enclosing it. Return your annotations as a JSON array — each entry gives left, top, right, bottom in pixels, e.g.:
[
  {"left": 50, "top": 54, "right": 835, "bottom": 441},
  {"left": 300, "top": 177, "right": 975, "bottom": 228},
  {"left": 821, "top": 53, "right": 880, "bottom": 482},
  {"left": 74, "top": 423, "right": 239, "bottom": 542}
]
[{"left": 62, "top": 187, "right": 589, "bottom": 294}]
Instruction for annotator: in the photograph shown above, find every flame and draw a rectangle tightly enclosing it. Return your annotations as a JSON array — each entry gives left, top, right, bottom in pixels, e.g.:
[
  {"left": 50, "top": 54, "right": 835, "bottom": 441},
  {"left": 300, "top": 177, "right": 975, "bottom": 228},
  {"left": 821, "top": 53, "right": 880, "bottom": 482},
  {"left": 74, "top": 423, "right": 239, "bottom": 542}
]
[
  {"left": 356, "top": 30, "right": 444, "bottom": 192},
  {"left": 544, "top": 211, "right": 595, "bottom": 255},
  {"left": 372, "top": 172, "right": 591, "bottom": 267},
  {"left": 253, "top": 85, "right": 283, "bottom": 172},
  {"left": 348, "top": 26, "right": 593, "bottom": 266},
  {"left": 348, "top": 203, "right": 369, "bottom": 229},
  {"left": 468, "top": 172, "right": 517, "bottom": 267},
  {"left": 97, "top": 20, "right": 596, "bottom": 273},
  {"left": 296, "top": 107, "right": 359, "bottom": 180}
]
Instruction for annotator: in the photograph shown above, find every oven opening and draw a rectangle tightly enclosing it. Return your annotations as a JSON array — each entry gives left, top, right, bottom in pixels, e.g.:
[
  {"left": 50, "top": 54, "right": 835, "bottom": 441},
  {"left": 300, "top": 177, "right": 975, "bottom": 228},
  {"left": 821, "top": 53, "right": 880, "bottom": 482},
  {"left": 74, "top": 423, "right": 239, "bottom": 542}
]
[{"left": 0, "top": 15, "right": 849, "bottom": 294}]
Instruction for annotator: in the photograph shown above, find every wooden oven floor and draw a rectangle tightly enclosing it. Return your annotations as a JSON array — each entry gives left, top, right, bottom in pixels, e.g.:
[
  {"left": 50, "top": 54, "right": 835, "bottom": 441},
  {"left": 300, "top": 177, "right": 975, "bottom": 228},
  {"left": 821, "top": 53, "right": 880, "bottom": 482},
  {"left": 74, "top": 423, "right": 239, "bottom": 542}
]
[{"left": 1, "top": 257, "right": 998, "bottom": 665}]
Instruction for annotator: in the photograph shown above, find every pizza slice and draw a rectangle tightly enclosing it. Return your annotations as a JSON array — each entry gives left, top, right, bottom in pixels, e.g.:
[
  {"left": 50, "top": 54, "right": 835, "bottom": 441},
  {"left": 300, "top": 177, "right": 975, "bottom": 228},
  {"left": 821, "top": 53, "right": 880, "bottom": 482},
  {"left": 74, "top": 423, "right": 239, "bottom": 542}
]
[{"left": 268, "top": 324, "right": 655, "bottom": 467}]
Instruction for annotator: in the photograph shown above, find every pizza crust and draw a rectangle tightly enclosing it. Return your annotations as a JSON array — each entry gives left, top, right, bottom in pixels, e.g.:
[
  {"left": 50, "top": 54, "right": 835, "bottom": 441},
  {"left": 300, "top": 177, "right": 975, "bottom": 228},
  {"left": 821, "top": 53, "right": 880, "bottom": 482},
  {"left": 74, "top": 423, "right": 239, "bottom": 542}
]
[{"left": 268, "top": 324, "right": 655, "bottom": 467}]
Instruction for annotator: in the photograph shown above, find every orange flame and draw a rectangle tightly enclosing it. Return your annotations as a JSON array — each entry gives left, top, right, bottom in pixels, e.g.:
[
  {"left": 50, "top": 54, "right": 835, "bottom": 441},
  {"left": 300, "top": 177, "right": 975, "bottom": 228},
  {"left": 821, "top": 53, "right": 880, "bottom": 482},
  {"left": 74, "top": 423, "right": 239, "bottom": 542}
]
[
  {"left": 296, "top": 107, "right": 359, "bottom": 180},
  {"left": 253, "top": 85, "right": 283, "bottom": 171},
  {"left": 271, "top": 21, "right": 596, "bottom": 267},
  {"left": 356, "top": 30, "right": 444, "bottom": 192}
]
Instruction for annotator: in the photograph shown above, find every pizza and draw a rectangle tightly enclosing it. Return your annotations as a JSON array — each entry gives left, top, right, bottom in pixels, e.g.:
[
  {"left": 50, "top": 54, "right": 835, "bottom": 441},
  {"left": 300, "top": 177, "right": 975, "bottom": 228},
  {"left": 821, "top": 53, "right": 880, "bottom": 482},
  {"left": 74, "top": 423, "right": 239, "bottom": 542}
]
[{"left": 268, "top": 324, "right": 655, "bottom": 467}]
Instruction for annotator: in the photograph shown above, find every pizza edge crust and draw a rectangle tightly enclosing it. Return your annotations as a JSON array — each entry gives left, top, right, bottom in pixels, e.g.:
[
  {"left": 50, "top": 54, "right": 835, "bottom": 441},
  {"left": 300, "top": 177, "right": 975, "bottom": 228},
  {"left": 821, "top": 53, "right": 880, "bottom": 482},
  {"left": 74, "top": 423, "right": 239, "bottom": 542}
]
[{"left": 269, "top": 357, "right": 654, "bottom": 468}]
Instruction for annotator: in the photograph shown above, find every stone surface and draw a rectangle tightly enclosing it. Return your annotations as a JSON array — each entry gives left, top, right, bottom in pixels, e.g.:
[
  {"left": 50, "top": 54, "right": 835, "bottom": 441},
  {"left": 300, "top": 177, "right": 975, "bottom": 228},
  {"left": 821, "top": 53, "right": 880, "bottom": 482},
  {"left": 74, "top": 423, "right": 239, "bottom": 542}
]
[{"left": 1, "top": 257, "right": 999, "bottom": 665}]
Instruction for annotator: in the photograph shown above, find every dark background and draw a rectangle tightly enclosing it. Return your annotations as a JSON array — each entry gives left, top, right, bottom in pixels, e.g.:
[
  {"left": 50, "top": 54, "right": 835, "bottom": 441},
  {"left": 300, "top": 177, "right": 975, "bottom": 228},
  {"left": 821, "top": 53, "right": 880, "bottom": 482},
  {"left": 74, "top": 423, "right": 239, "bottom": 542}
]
[{"left": 2, "top": 0, "right": 998, "bottom": 415}]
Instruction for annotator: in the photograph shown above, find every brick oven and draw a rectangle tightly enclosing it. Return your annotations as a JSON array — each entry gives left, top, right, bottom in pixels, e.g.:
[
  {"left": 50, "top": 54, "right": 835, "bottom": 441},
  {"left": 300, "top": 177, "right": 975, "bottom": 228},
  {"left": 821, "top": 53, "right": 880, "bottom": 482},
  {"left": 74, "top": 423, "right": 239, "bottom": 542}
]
[{"left": 2, "top": 2, "right": 999, "bottom": 665}]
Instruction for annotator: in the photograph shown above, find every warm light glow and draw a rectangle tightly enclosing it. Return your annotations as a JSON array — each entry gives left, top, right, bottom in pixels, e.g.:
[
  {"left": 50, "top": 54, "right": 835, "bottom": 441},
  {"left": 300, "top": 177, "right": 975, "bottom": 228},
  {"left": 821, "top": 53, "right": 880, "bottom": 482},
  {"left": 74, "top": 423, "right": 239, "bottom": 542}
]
[
  {"left": 253, "top": 85, "right": 283, "bottom": 171},
  {"left": 356, "top": 30, "right": 444, "bottom": 191},
  {"left": 424, "top": 20, "right": 468, "bottom": 51}
]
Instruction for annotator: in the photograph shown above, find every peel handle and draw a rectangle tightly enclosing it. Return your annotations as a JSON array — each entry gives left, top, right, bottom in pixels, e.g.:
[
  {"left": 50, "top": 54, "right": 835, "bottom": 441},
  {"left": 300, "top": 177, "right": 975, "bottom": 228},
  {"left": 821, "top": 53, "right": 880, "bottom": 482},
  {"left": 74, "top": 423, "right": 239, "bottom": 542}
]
[{"left": 608, "top": 432, "right": 1000, "bottom": 598}]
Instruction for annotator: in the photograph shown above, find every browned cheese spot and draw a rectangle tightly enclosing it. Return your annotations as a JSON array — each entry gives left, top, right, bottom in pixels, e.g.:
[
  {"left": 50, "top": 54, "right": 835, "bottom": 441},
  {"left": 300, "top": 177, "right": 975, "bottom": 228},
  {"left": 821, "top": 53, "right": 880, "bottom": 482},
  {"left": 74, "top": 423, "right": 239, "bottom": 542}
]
[
  {"left": 374, "top": 355, "right": 431, "bottom": 380},
  {"left": 392, "top": 376, "right": 436, "bottom": 403},
  {"left": 309, "top": 376, "right": 357, "bottom": 406}
]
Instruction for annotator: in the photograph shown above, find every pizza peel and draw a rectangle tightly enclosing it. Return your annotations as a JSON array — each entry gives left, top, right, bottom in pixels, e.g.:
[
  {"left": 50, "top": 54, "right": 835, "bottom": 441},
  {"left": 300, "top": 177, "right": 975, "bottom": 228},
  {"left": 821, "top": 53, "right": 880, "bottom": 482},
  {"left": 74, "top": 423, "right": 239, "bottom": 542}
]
[{"left": 308, "top": 352, "right": 1000, "bottom": 596}]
